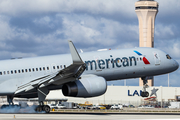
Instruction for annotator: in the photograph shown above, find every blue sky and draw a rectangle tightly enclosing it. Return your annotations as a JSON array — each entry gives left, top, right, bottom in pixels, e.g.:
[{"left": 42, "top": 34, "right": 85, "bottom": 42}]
[{"left": 0, "top": 0, "right": 179, "bottom": 87}]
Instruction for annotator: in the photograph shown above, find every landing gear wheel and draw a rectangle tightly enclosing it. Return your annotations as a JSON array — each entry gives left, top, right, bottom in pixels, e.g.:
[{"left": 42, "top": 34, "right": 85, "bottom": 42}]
[
  {"left": 145, "top": 92, "right": 149, "bottom": 97},
  {"left": 35, "top": 105, "right": 50, "bottom": 113},
  {"left": 35, "top": 105, "right": 42, "bottom": 112},
  {"left": 141, "top": 92, "right": 149, "bottom": 97},
  {"left": 43, "top": 105, "right": 50, "bottom": 113}
]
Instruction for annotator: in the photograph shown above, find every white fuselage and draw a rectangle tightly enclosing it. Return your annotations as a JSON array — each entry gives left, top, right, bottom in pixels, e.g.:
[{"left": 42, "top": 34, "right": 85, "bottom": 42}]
[{"left": 0, "top": 47, "right": 178, "bottom": 95}]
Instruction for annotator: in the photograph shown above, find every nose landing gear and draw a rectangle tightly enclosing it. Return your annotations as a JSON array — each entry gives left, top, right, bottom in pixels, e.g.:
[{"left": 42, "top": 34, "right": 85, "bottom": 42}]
[{"left": 141, "top": 77, "right": 149, "bottom": 97}]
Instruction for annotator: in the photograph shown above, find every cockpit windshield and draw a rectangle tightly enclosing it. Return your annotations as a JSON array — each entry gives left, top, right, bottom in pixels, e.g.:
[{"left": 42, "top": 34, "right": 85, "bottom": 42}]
[{"left": 166, "top": 54, "right": 172, "bottom": 59}]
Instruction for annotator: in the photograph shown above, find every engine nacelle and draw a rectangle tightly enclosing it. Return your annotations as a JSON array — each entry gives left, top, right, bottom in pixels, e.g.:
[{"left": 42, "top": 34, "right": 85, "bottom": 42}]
[{"left": 62, "top": 75, "right": 107, "bottom": 97}]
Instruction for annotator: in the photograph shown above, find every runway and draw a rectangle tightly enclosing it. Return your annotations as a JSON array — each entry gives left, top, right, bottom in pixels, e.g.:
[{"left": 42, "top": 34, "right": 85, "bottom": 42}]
[{"left": 0, "top": 113, "right": 180, "bottom": 120}]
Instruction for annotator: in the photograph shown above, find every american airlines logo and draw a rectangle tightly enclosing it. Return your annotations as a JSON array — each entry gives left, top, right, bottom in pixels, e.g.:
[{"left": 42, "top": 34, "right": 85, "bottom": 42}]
[
  {"left": 134, "top": 50, "right": 150, "bottom": 65},
  {"left": 85, "top": 55, "right": 137, "bottom": 70}
]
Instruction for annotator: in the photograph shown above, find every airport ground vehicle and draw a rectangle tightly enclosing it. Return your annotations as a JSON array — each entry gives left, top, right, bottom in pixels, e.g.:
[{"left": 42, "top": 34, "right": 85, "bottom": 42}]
[
  {"left": 128, "top": 105, "right": 135, "bottom": 108},
  {"left": 97, "top": 105, "right": 106, "bottom": 110},
  {"left": 110, "top": 104, "right": 123, "bottom": 110},
  {"left": 103, "top": 105, "right": 111, "bottom": 109},
  {"left": 168, "top": 102, "right": 180, "bottom": 108},
  {"left": 56, "top": 104, "right": 66, "bottom": 109},
  {"left": 90, "top": 105, "right": 98, "bottom": 110},
  {"left": 90, "top": 105, "right": 106, "bottom": 110},
  {"left": 47, "top": 104, "right": 57, "bottom": 109},
  {"left": 138, "top": 105, "right": 154, "bottom": 108}
]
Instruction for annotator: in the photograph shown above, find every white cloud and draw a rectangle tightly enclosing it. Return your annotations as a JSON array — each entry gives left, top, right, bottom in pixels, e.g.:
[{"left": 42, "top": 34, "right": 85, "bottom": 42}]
[
  {"left": 0, "top": 0, "right": 137, "bottom": 17},
  {"left": 163, "top": 42, "right": 180, "bottom": 59},
  {"left": 60, "top": 14, "right": 139, "bottom": 48},
  {"left": 0, "top": 16, "right": 14, "bottom": 41},
  {"left": 157, "top": 0, "right": 180, "bottom": 16},
  {"left": 0, "top": 0, "right": 179, "bottom": 19},
  {"left": 156, "top": 24, "right": 175, "bottom": 36}
]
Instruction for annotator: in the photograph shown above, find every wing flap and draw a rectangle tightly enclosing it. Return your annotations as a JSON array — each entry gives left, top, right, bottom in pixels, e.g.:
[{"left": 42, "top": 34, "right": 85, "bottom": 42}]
[{"left": 15, "top": 41, "right": 86, "bottom": 95}]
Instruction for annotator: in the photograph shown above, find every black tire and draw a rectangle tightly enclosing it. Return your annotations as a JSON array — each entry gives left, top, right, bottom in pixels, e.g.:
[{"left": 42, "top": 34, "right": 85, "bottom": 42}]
[
  {"left": 36, "top": 106, "right": 42, "bottom": 112},
  {"left": 145, "top": 92, "right": 149, "bottom": 97},
  {"left": 141, "top": 92, "right": 144, "bottom": 97},
  {"left": 43, "top": 105, "right": 50, "bottom": 113}
]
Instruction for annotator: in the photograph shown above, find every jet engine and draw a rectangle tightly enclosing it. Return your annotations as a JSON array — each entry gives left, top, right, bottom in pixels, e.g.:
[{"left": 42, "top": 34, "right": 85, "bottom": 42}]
[{"left": 62, "top": 75, "right": 107, "bottom": 97}]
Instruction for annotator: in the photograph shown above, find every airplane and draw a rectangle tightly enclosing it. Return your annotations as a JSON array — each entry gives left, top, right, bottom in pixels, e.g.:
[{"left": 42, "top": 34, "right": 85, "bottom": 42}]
[{"left": 0, "top": 41, "right": 178, "bottom": 113}]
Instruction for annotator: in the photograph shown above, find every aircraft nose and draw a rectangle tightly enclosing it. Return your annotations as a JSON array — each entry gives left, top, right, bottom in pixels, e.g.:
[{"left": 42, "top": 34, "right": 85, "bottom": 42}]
[{"left": 173, "top": 60, "right": 179, "bottom": 70}]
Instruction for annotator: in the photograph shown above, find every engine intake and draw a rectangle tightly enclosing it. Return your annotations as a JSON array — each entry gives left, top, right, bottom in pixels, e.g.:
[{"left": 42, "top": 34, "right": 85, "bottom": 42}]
[{"left": 62, "top": 82, "right": 78, "bottom": 97}]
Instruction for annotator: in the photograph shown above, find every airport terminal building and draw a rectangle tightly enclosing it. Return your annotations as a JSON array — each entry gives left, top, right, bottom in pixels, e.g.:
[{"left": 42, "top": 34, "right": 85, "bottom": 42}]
[{"left": 46, "top": 86, "right": 180, "bottom": 106}]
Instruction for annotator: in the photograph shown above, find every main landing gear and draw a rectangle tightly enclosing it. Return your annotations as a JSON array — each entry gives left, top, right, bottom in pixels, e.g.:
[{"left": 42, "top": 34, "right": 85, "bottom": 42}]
[
  {"left": 35, "top": 102, "right": 50, "bottom": 113},
  {"left": 141, "top": 77, "right": 149, "bottom": 97},
  {"left": 0, "top": 95, "right": 21, "bottom": 110},
  {"left": 35, "top": 87, "right": 50, "bottom": 113}
]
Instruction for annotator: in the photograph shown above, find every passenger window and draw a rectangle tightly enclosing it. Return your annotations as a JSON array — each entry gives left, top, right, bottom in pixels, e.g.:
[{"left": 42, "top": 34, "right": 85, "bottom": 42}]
[
  {"left": 3, "top": 71, "right": 6, "bottom": 75},
  {"left": 43, "top": 67, "right": 45, "bottom": 70},
  {"left": 0, "top": 72, "right": 2, "bottom": 75},
  {"left": 18, "top": 70, "right": 20, "bottom": 73},
  {"left": 39, "top": 68, "right": 42, "bottom": 71},
  {"left": 11, "top": 71, "right": 13, "bottom": 74},
  {"left": 14, "top": 70, "right": 17, "bottom": 74},
  {"left": 25, "top": 69, "right": 27, "bottom": 72},
  {"left": 32, "top": 68, "right": 35, "bottom": 72},
  {"left": 64, "top": 65, "right": 66, "bottom": 68},
  {"left": 57, "top": 66, "right": 59, "bottom": 69},
  {"left": 53, "top": 66, "right": 55, "bottom": 69},
  {"left": 29, "top": 69, "right": 31, "bottom": 72},
  {"left": 7, "top": 71, "right": 9, "bottom": 74},
  {"left": 22, "top": 69, "right": 24, "bottom": 73},
  {"left": 47, "top": 67, "right": 49, "bottom": 70},
  {"left": 60, "top": 65, "right": 62, "bottom": 69},
  {"left": 36, "top": 68, "right": 38, "bottom": 71}
]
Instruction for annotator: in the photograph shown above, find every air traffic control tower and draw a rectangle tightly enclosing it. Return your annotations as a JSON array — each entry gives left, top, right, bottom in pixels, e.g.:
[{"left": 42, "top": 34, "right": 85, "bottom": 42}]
[{"left": 135, "top": 0, "right": 159, "bottom": 86}]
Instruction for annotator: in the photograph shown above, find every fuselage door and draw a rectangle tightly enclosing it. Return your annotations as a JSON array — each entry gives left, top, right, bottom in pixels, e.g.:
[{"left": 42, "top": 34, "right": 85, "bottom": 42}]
[{"left": 153, "top": 52, "right": 160, "bottom": 65}]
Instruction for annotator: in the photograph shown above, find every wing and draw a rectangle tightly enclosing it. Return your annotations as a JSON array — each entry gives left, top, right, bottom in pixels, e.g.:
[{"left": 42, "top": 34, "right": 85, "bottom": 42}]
[{"left": 15, "top": 41, "right": 86, "bottom": 95}]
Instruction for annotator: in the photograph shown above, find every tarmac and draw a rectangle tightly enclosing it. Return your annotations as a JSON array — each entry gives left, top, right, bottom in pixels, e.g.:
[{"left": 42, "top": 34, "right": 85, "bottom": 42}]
[{"left": 0, "top": 112, "right": 180, "bottom": 120}]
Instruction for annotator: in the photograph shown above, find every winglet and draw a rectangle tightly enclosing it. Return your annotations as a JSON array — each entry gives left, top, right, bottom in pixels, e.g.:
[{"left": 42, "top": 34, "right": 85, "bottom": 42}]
[{"left": 68, "top": 41, "right": 84, "bottom": 64}]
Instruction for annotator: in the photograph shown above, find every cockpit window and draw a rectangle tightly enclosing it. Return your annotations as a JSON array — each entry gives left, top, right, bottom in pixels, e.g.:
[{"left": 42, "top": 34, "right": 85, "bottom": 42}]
[{"left": 166, "top": 54, "right": 172, "bottom": 59}]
